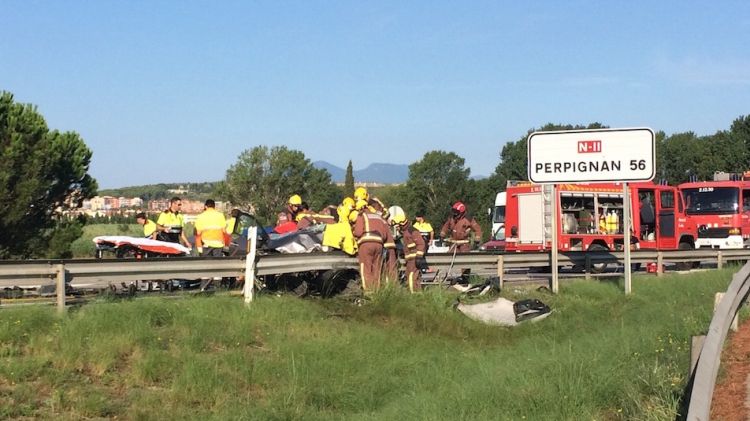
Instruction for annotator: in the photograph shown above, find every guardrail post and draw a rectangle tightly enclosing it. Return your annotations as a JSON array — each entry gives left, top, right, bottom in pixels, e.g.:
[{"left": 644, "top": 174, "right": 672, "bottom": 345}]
[
  {"left": 584, "top": 255, "right": 591, "bottom": 280},
  {"left": 56, "top": 263, "right": 66, "bottom": 314},
  {"left": 244, "top": 226, "right": 258, "bottom": 304},
  {"left": 496, "top": 255, "right": 504, "bottom": 290},
  {"left": 717, "top": 250, "right": 723, "bottom": 270},
  {"left": 656, "top": 252, "right": 664, "bottom": 277},
  {"left": 714, "top": 292, "right": 738, "bottom": 332}
]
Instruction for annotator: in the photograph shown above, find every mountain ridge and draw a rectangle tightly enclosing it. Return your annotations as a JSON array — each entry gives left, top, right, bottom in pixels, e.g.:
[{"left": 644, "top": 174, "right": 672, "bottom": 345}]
[{"left": 313, "top": 161, "right": 409, "bottom": 184}]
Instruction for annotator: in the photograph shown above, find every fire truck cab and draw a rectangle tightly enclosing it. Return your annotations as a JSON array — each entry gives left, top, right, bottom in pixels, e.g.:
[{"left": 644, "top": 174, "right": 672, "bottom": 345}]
[
  {"left": 679, "top": 172, "right": 750, "bottom": 249},
  {"left": 504, "top": 181, "right": 696, "bottom": 254}
]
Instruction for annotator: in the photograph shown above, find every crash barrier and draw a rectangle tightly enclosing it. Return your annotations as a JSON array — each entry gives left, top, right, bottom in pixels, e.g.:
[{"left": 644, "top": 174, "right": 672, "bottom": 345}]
[
  {"left": 1, "top": 248, "right": 749, "bottom": 312},
  {"left": 685, "top": 261, "right": 750, "bottom": 420}
]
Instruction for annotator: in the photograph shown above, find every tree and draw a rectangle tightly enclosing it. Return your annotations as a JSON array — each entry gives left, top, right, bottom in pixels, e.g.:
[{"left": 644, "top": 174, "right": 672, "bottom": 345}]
[
  {"left": 0, "top": 92, "right": 97, "bottom": 258},
  {"left": 344, "top": 160, "right": 355, "bottom": 196},
  {"left": 223, "top": 146, "right": 341, "bottom": 223},
  {"left": 730, "top": 115, "right": 750, "bottom": 166},
  {"left": 402, "top": 151, "right": 471, "bottom": 228}
]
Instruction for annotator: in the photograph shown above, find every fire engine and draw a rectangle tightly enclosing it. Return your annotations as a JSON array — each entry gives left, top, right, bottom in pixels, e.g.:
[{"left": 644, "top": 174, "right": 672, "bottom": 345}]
[
  {"left": 678, "top": 171, "right": 750, "bottom": 249},
  {"left": 504, "top": 181, "right": 697, "bottom": 262}
]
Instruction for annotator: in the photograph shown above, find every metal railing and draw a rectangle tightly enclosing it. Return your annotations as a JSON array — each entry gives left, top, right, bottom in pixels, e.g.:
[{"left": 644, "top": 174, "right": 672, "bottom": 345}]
[
  {"left": 685, "top": 261, "right": 750, "bottom": 420},
  {"left": 2, "top": 249, "right": 749, "bottom": 289}
]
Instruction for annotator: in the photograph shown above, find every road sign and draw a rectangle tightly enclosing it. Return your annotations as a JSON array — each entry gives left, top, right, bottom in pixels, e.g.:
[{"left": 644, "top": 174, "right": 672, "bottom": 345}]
[{"left": 527, "top": 128, "right": 655, "bottom": 184}]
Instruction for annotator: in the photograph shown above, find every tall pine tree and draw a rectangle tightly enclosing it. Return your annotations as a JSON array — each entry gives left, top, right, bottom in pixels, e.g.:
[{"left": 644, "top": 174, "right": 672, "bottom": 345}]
[{"left": 344, "top": 160, "right": 355, "bottom": 196}]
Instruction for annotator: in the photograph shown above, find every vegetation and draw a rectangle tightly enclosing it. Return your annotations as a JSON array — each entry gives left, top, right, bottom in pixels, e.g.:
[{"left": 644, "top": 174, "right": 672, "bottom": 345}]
[
  {"left": 0, "top": 92, "right": 97, "bottom": 258},
  {"left": 221, "top": 145, "right": 342, "bottom": 223},
  {"left": 99, "top": 181, "right": 222, "bottom": 202},
  {"left": 0, "top": 270, "right": 734, "bottom": 419},
  {"left": 344, "top": 160, "right": 355, "bottom": 195}
]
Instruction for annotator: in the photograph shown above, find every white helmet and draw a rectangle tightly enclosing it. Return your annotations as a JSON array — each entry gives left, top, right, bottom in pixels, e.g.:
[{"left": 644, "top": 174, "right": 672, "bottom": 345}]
[{"left": 387, "top": 206, "right": 406, "bottom": 225}]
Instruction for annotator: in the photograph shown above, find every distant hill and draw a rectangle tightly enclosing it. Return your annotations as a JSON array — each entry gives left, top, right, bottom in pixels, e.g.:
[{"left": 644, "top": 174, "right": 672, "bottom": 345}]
[
  {"left": 313, "top": 161, "right": 346, "bottom": 182},
  {"left": 314, "top": 161, "right": 409, "bottom": 184}
]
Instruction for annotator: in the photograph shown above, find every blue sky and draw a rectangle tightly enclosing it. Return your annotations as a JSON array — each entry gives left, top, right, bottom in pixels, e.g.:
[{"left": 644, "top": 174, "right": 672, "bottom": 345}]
[{"left": 2, "top": 1, "right": 749, "bottom": 188}]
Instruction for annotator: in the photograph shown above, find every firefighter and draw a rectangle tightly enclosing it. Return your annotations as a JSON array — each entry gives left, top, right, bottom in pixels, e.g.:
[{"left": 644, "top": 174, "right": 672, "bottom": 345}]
[
  {"left": 275, "top": 195, "right": 303, "bottom": 233},
  {"left": 413, "top": 213, "right": 434, "bottom": 244},
  {"left": 392, "top": 212, "right": 426, "bottom": 293},
  {"left": 225, "top": 209, "right": 240, "bottom": 236},
  {"left": 440, "top": 201, "right": 483, "bottom": 252},
  {"left": 352, "top": 201, "right": 396, "bottom": 292},
  {"left": 297, "top": 203, "right": 337, "bottom": 229},
  {"left": 156, "top": 197, "right": 191, "bottom": 248},
  {"left": 322, "top": 197, "right": 357, "bottom": 255},
  {"left": 136, "top": 212, "right": 157, "bottom": 239},
  {"left": 194, "top": 199, "right": 227, "bottom": 257}
]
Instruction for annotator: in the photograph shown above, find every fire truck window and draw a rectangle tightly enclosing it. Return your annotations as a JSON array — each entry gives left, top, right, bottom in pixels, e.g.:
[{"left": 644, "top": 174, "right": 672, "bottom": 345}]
[
  {"left": 660, "top": 191, "right": 674, "bottom": 209},
  {"left": 560, "top": 197, "right": 581, "bottom": 234},
  {"left": 639, "top": 190, "right": 656, "bottom": 239},
  {"left": 577, "top": 198, "right": 595, "bottom": 234},
  {"left": 743, "top": 190, "right": 750, "bottom": 212},
  {"left": 598, "top": 195, "right": 623, "bottom": 235}
]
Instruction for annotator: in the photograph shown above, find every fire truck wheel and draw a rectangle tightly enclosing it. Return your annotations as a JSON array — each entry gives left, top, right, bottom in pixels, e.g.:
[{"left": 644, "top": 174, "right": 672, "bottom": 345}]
[
  {"left": 676, "top": 242, "right": 697, "bottom": 271},
  {"left": 588, "top": 244, "right": 609, "bottom": 273}
]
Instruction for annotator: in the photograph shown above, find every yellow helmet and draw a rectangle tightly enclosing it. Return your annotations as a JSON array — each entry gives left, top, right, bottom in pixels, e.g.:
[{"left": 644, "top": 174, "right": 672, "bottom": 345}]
[
  {"left": 353, "top": 187, "right": 369, "bottom": 201},
  {"left": 391, "top": 212, "right": 406, "bottom": 225},
  {"left": 355, "top": 199, "right": 368, "bottom": 211},
  {"left": 288, "top": 194, "right": 302, "bottom": 205},
  {"left": 342, "top": 197, "right": 355, "bottom": 209}
]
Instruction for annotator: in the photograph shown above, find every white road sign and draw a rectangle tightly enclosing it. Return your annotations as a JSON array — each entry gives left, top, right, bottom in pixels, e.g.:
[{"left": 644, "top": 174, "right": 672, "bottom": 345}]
[{"left": 527, "top": 127, "right": 655, "bottom": 184}]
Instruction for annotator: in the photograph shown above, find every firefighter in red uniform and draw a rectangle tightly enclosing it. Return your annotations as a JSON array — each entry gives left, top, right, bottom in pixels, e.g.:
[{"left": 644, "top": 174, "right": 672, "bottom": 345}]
[
  {"left": 352, "top": 202, "right": 396, "bottom": 292},
  {"left": 392, "top": 212, "right": 426, "bottom": 292},
  {"left": 440, "top": 201, "right": 483, "bottom": 252}
]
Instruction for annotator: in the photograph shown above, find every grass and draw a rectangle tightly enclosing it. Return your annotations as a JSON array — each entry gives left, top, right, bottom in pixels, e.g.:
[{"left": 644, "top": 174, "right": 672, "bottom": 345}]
[{"left": 0, "top": 269, "right": 737, "bottom": 420}]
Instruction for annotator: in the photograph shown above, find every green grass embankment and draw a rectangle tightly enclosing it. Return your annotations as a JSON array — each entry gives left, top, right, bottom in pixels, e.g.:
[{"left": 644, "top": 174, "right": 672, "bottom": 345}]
[{"left": 0, "top": 269, "right": 736, "bottom": 420}]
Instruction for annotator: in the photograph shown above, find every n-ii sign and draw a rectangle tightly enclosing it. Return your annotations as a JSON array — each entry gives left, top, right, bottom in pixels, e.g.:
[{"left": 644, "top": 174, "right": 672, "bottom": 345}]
[{"left": 527, "top": 128, "right": 655, "bottom": 184}]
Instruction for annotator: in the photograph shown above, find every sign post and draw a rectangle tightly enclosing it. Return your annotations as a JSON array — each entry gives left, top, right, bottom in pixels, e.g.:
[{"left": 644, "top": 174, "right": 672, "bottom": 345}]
[
  {"left": 550, "top": 186, "right": 559, "bottom": 293},
  {"left": 527, "top": 128, "right": 654, "bottom": 295},
  {"left": 623, "top": 183, "right": 631, "bottom": 294}
]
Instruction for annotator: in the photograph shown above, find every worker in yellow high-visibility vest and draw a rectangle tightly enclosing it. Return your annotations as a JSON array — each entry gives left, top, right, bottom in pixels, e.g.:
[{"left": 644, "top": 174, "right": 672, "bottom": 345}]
[{"left": 194, "top": 199, "right": 227, "bottom": 257}]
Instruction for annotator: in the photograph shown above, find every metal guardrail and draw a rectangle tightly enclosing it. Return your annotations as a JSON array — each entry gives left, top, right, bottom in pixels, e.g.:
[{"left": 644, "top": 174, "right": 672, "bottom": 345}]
[
  {"left": 686, "top": 261, "right": 750, "bottom": 420},
  {"left": 0, "top": 248, "right": 748, "bottom": 296},
  {"left": 2, "top": 249, "right": 750, "bottom": 290}
]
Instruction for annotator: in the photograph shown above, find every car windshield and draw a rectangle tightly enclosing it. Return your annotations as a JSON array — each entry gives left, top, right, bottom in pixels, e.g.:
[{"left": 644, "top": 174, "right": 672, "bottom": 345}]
[{"left": 683, "top": 187, "right": 739, "bottom": 215}]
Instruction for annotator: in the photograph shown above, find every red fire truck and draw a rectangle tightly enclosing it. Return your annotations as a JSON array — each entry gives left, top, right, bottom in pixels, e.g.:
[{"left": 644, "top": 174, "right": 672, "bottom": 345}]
[
  {"left": 504, "top": 181, "right": 697, "bottom": 259},
  {"left": 678, "top": 172, "right": 750, "bottom": 249}
]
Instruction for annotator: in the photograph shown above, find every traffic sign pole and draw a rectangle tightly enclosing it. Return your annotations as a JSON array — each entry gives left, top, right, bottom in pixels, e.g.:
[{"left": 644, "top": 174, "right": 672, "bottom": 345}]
[
  {"left": 623, "top": 183, "right": 632, "bottom": 294},
  {"left": 551, "top": 184, "right": 559, "bottom": 294}
]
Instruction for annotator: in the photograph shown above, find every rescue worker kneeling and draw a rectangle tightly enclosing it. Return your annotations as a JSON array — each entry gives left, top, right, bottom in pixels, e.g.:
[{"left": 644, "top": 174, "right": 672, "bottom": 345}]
[
  {"left": 392, "top": 212, "right": 426, "bottom": 293},
  {"left": 352, "top": 199, "right": 396, "bottom": 292}
]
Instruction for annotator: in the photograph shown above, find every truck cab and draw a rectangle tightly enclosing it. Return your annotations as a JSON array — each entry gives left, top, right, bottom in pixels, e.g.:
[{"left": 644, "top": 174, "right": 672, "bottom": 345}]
[{"left": 679, "top": 176, "right": 750, "bottom": 249}]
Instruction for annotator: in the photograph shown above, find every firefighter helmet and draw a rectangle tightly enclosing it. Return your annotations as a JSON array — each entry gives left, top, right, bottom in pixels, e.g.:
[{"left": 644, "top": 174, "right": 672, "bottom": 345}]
[
  {"left": 452, "top": 201, "right": 466, "bottom": 214},
  {"left": 355, "top": 199, "right": 368, "bottom": 211},
  {"left": 342, "top": 197, "right": 355, "bottom": 209},
  {"left": 288, "top": 194, "right": 302, "bottom": 205},
  {"left": 389, "top": 206, "right": 407, "bottom": 225},
  {"left": 353, "top": 187, "right": 369, "bottom": 201}
]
